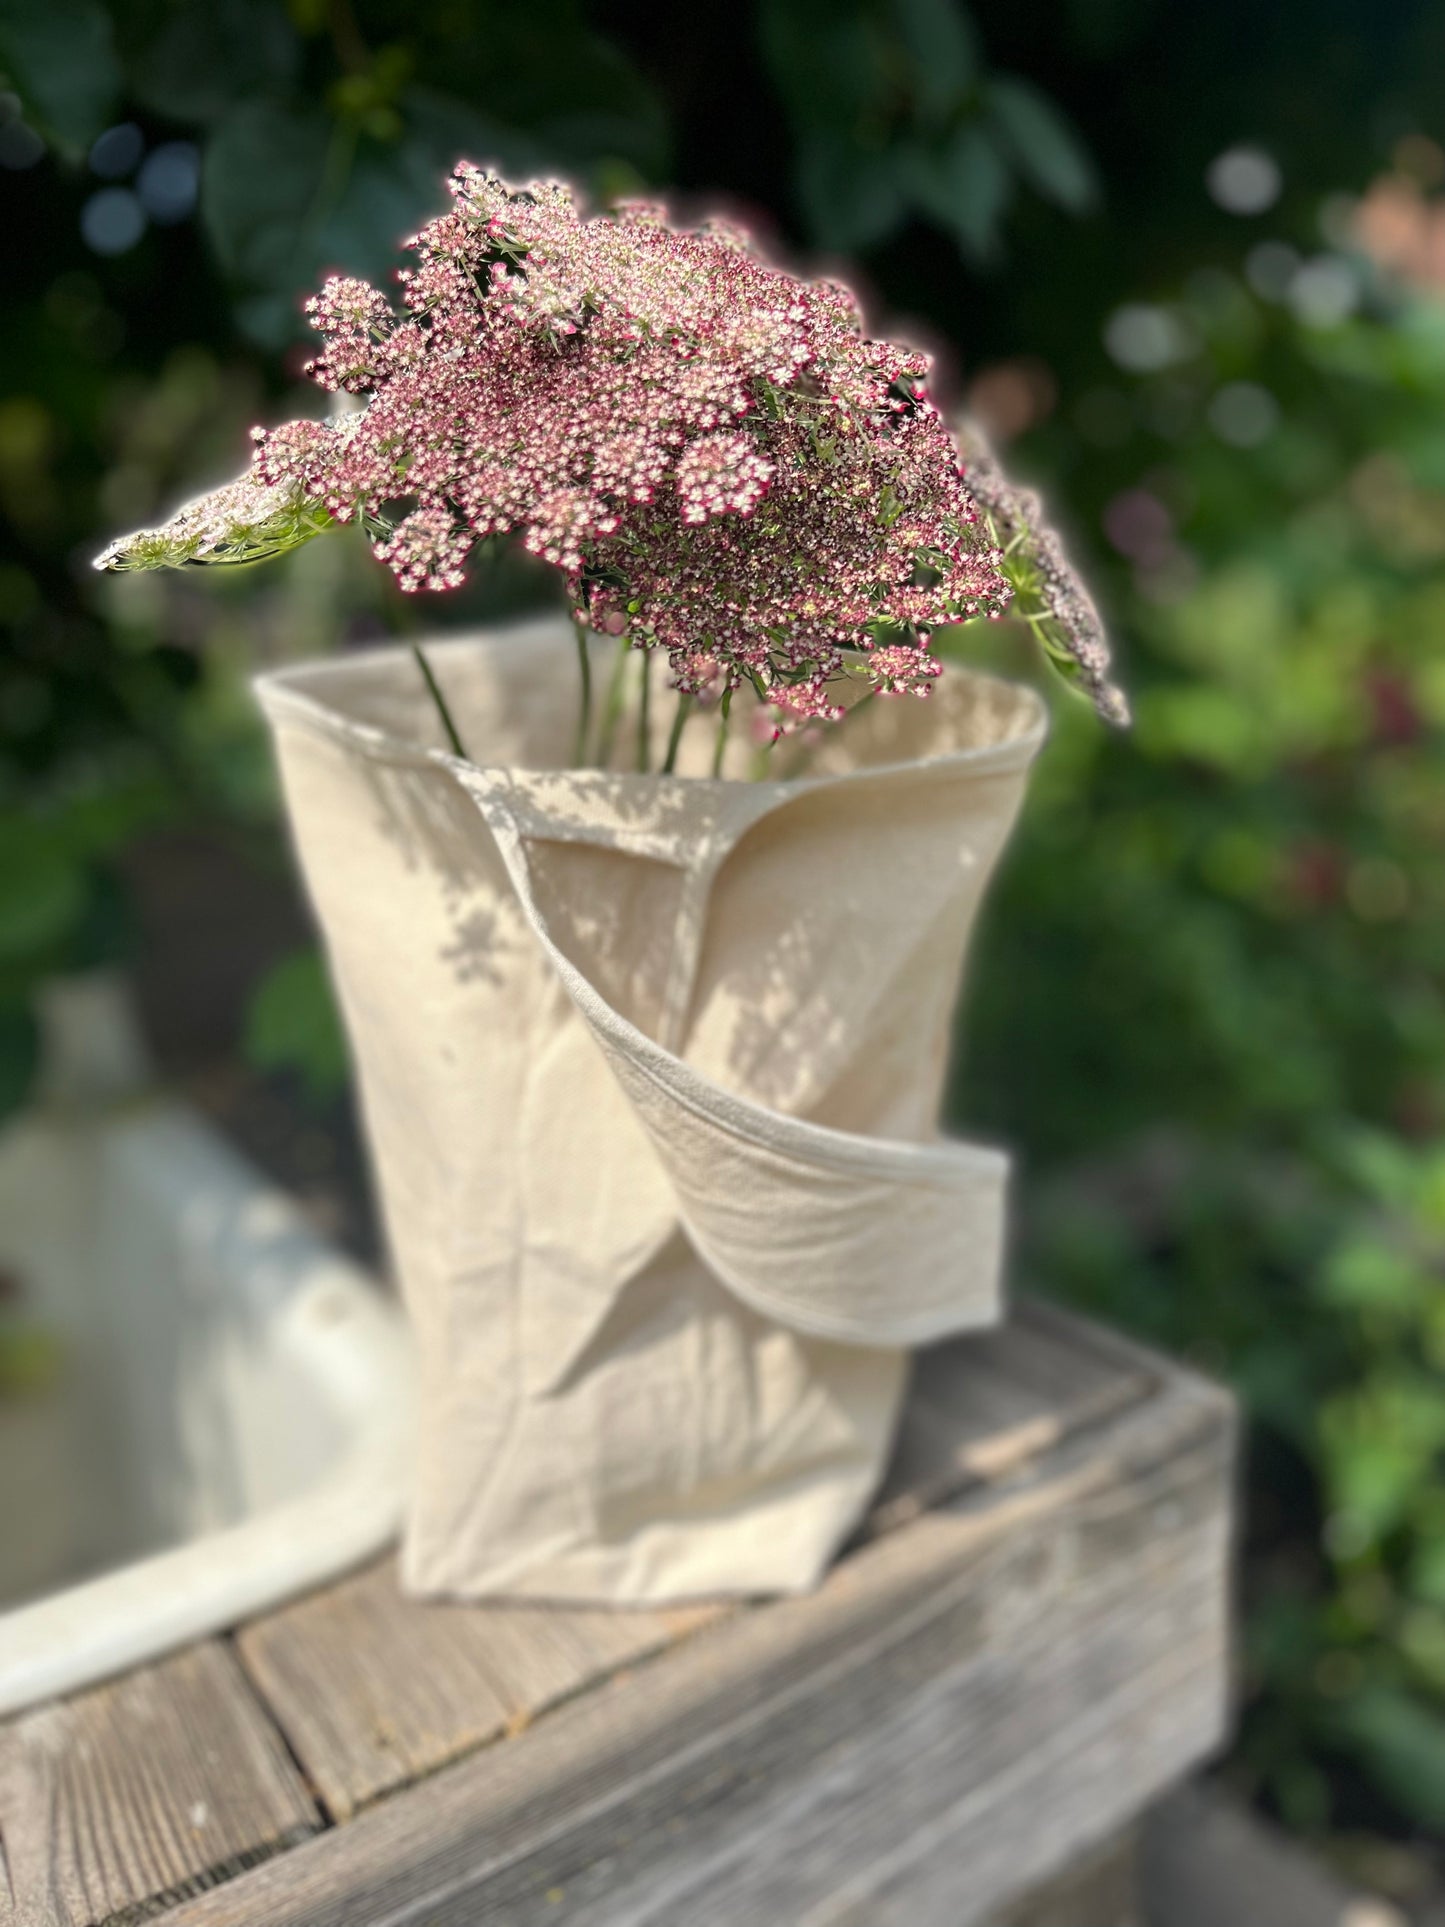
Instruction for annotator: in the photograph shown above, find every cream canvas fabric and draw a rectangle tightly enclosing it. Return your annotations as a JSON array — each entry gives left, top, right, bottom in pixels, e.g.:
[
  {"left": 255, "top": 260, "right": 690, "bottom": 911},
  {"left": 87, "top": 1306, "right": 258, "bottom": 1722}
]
[{"left": 256, "top": 618, "right": 1047, "bottom": 1603}]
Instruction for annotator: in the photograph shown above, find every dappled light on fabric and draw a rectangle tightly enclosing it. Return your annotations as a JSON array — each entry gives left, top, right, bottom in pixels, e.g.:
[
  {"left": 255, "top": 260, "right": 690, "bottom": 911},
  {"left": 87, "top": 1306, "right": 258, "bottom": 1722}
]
[{"left": 255, "top": 618, "right": 1044, "bottom": 1602}]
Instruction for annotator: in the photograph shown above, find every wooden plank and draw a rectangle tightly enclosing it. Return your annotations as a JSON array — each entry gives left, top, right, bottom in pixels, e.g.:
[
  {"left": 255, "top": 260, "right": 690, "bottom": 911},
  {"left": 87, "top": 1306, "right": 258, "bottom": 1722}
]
[
  {"left": 870, "top": 1297, "right": 1155, "bottom": 1530},
  {"left": 0, "top": 1640, "right": 317, "bottom": 1927},
  {"left": 236, "top": 1574, "right": 720, "bottom": 1823},
  {"left": 234, "top": 1303, "right": 1151, "bottom": 1823},
  {"left": 164, "top": 1345, "right": 1235, "bottom": 1927}
]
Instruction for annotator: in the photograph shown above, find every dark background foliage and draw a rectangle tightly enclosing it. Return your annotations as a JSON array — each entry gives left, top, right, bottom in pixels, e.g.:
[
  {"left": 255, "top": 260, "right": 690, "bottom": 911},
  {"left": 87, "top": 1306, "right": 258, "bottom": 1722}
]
[{"left": 3, "top": 0, "right": 1445, "bottom": 1891}]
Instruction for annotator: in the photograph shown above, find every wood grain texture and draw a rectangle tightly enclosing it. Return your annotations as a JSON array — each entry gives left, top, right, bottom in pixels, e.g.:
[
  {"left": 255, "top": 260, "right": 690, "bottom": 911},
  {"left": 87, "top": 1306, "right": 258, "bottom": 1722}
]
[
  {"left": 870, "top": 1298, "right": 1155, "bottom": 1531},
  {"left": 0, "top": 1641, "right": 316, "bottom": 1927},
  {"left": 165, "top": 1341, "right": 1236, "bottom": 1927},
  {"left": 234, "top": 1301, "right": 1153, "bottom": 1823},
  {"left": 236, "top": 1573, "right": 721, "bottom": 1822}
]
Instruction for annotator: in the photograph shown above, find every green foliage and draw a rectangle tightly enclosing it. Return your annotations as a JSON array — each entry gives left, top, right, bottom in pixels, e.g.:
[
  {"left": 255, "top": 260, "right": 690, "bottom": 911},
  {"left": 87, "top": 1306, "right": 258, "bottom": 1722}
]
[
  {"left": 986, "top": 76, "right": 1096, "bottom": 214},
  {"left": 122, "top": 0, "right": 300, "bottom": 125},
  {"left": 954, "top": 230, "right": 1445, "bottom": 1840},
  {"left": 760, "top": 0, "right": 1096, "bottom": 261},
  {"left": 244, "top": 947, "right": 349, "bottom": 1103},
  {"left": 0, "top": 1317, "right": 62, "bottom": 1397},
  {"left": 0, "top": 0, "right": 120, "bottom": 151},
  {"left": 0, "top": 822, "right": 86, "bottom": 966},
  {"left": 0, "top": 1008, "right": 39, "bottom": 1122},
  {"left": 0, "top": 797, "right": 161, "bottom": 1126},
  {"left": 1335, "top": 1687, "right": 1445, "bottom": 1832},
  {"left": 3, "top": 0, "right": 668, "bottom": 345}
]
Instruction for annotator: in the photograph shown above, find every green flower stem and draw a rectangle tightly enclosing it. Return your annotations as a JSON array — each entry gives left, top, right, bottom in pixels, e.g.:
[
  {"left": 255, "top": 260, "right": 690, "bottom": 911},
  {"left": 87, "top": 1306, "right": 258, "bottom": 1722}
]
[
  {"left": 596, "top": 636, "right": 630, "bottom": 768},
  {"left": 661, "top": 693, "right": 692, "bottom": 775},
  {"left": 410, "top": 642, "right": 468, "bottom": 760},
  {"left": 572, "top": 617, "right": 593, "bottom": 767},
  {"left": 712, "top": 687, "right": 732, "bottom": 779},
  {"left": 636, "top": 647, "right": 652, "bottom": 773}
]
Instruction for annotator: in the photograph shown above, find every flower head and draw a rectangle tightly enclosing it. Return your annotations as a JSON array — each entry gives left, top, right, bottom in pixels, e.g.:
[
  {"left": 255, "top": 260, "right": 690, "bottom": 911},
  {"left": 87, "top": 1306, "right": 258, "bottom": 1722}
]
[
  {"left": 674, "top": 433, "right": 775, "bottom": 524},
  {"left": 95, "top": 165, "right": 1121, "bottom": 725},
  {"left": 372, "top": 505, "right": 472, "bottom": 592}
]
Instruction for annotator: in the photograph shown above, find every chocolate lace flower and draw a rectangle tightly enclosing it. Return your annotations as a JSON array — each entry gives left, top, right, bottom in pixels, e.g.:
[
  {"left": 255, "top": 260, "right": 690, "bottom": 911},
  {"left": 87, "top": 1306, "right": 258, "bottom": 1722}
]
[{"left": 98, "top": 166, "right": 1122, "bottom": 726}]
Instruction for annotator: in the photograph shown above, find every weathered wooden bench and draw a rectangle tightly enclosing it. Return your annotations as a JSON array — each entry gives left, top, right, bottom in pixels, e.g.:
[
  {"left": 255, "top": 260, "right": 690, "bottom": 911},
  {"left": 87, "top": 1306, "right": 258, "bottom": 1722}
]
[{"left": 0, "top": 1300, "right": 1235, "bottom": 1927}]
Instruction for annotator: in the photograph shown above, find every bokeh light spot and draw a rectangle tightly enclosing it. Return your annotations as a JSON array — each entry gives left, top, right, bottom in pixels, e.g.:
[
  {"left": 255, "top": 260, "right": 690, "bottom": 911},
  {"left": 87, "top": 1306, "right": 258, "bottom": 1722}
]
[
  {"left": 81, "top": 187, "right": 146, "bottom": 256},
  {"left": 965, "top": 357, "right": 1057, "bottom": 444},
  {"left": 1208, "top": 381, "right": 1280, "bottom": 448},
  {"left": 137, "top": 142, "right": 200, "bottom": 224},
  {"left": 1103, "top": 304, "right": 1196, "bottom": 372},
  {"left": 1103, "top": 487, "right": 1174, "bottom": 564},
  {"left": 1289, "top": 256, "right": 1359, "bottom": 327},
  {"left": 1206, "top": 145, "right": 1282, "bottom": 215}
]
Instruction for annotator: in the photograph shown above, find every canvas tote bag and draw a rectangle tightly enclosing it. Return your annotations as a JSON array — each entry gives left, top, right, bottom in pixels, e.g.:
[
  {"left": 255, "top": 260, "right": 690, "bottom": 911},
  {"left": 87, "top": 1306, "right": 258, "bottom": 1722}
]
[{"left": 256, "top": 617, "right": 1047, "bottom": 1603}]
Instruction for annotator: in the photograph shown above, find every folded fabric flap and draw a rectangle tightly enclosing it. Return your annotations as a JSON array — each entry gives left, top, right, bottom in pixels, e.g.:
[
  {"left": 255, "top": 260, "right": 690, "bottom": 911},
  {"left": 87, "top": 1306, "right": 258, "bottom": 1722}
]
[{"left": 458, "top": 767, "right": 1009, "bottom": 1349}]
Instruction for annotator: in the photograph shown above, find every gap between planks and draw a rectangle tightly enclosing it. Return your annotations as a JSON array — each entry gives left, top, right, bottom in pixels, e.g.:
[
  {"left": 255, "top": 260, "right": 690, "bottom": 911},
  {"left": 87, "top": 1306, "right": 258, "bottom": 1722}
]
[{"left": 0, "top": 1641, "right": 318, "bottom": 1927}]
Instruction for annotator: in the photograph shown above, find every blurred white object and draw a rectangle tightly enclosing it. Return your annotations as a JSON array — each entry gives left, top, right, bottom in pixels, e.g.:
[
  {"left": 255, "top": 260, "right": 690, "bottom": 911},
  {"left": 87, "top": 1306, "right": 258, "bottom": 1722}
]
[
  {"left": 1207, "top": 380, "right": 1282, "bottom": 448},
  {"left": 1289, "top": 254, "right": 1362, "bottom": 328},
  {"left": 1206, "top": 144, "right": 1282, "bottom": 214},
  {"left": 1102, "top": 302, "right": 1198, "bottom": 372},
  {"left": 33, "top": 970, "right": 151, "bottom": 1109},
  {"left": 0, "top": 974, "right": 413, "bottom": 1715}
]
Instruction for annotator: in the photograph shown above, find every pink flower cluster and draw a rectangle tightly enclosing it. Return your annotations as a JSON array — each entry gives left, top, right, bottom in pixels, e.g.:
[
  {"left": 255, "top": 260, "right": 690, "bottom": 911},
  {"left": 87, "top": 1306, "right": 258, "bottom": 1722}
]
[{"left": 249, "top": 167, "right": 1015, "bottom": 719}]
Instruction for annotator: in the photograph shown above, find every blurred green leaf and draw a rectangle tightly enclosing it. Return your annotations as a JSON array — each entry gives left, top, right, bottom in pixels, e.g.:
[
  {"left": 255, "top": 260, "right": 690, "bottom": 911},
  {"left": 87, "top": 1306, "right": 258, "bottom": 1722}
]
[
  {"left": 987, "top": 75, "right": 1098, "bottom": 212},
  {"left": 892, "top": 0, "right": 979, "bottom": 121},
  {"left": 124, "top": 0, "right": 298, "bottom": 124},
  {"left": 907, "top": 121, "right": 1011, "bottom": 260},
  {"left": 314, "top": 134, "right": 451, "bottom": 282},
  {"left": 1411, "top": 1527, "right": 1445, "bottom": 1609},
  {"left": 203, "top": 89, "right": 547, "bottom": 341},
  {"left": 0, "top": 1007, "right": 39, "bottom": 1125},
  {"left": 796, "top": 133, "right": 907, "bottom": 251},
  {"left": 0, "top": 827, "right": 85, "bottom": 966},
  {"left": 1335, "top": 1686, "right": 1445, "bottom": 1828},
  {"left": 1320, "top": 1378, "right": 1445, "bottom": 1542},
  {"left": 0, "top": 0, "right": 120, "bottom": 149},
  {"left": 202, "top": 98, "right": 332, "bottom": 295},
  {"left": 0, "top": 1320, "right": 62, "bottom": 1396},
  {"left": 1400, "top": 1606, "right": 1445, "bottom": 1692},
  {"left": 396, "top": 85, "right": 544, "bottom": 191},
  {"left": 1063, "top": 0, "right": 1158, "bottom": 55},
  {"left": 758, "top": 0, "right": 883, "bottom": 129},
  {"left": 1319, "top": 1235, "right": 1427, "bottom": 1316},
  {"left": 760, "top": 0, "right": 1093, "bottom": 268},
  {"left": 245, "top": 947, "right": 349, "bottom": 1103}
]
